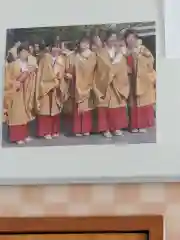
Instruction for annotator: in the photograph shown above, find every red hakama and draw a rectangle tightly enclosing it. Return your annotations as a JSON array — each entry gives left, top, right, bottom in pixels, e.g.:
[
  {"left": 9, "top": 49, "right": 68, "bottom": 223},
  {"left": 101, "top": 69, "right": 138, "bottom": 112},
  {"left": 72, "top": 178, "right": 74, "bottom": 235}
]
[
  {"left": 68, "top": 77, "right": 92, "bottom": 134},
  {"left": 37, "top": 114, "right": 60, "bottom": 137},
  {"left": 127, "top": 55, "right": 154, "bottom": 130},
  {"left": 73, "top": 107, "right": 92, "bottom": 134},
  {"left": 9, "top": 124, "right": 28, "bottom": 142},
  {"left": 97, "top": 106, "right": 128, "bottom": 132}
]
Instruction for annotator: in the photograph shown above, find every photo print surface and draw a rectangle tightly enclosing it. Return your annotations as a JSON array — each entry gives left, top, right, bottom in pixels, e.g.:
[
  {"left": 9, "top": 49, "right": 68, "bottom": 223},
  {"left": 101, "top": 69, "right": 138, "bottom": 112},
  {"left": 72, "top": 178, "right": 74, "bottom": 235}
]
[{"left": 3, "top": 21, "right": 156, "bottom": 148}]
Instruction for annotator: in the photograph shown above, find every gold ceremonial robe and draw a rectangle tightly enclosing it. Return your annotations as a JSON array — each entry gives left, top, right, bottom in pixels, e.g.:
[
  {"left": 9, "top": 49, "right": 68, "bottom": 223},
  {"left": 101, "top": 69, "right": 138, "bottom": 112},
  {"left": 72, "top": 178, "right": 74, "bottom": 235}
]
[
  {"left": 28, "top": 54, "right": 38, "bottom": 67},
  {"left": 65, "top": 51, "right": 96, "bottom": 113},
  {"left": 3, "top": 59, "right": 36, "bottom": 125},
  {"left": 35, "top": 53, "right": 68, "bottom": 116},
  {"left": 93, "top": 48, "right": 129, "bottom": 108},
  {"left": 62, "top": 53, "right": 74, "bottom": 114},
  {"left": 128, "top": 45, "right": 156, "bottom": 107}
]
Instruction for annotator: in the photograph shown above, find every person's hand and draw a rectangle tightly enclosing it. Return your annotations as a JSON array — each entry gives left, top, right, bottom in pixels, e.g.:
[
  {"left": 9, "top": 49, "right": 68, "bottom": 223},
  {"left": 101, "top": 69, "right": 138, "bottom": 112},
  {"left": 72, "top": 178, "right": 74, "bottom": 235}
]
[{"left": 65, "top": 73, "right": 73, "bottom": 79}]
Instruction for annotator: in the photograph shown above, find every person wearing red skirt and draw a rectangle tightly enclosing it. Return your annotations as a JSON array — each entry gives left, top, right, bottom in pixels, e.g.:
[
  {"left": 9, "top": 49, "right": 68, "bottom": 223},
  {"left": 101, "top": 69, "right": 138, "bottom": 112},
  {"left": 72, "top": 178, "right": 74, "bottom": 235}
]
[
  {"left": 93, "top": 31, "right": 129, "bottom": 138},
  {"left": 4, "top": 43, "right": 36, "bottom": 144},
  {"left": 35, "top": 43, "right": 68, "bottom": 139},
  {"left": 65, "top": 36, "right": 96, "bottom": 137},
  {"left": 124, "top": 29, "right": 156, "bottom": 133}
]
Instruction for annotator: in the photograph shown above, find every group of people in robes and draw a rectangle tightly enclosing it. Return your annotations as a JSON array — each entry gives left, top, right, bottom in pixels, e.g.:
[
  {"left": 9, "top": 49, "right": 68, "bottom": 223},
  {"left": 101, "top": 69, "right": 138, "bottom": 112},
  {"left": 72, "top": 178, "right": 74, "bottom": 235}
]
[{"left": 3, "top": 29, "right": 156, "bottom": 145}]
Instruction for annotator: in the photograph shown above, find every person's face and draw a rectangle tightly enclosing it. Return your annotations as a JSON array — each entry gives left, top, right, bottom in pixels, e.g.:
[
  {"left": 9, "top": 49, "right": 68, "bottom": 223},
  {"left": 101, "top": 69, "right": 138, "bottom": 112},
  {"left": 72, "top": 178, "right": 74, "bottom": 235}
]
[
  {"left": 51, "top": 47, "right": 60, "bottom": 57},
  {"left": 106, "top": 34, "right": 117, "bottom": 48},
  {"left": 29, "top": 45, "right": 34, "bottom": 54},
  {"left": 126, "top": 34, "right": 137, "bottom": 48},
  {"left": 115, "top": 39, "right": 125, "bottom": 50},
  {"left": 79, "top": 40, "right": 90, "bottom": 51},
  {"left": 19, "top": 49, "right": 29, "bottom": 60},
  {"left": 34, "top": 44, "right": 39, "bottom": 52}
]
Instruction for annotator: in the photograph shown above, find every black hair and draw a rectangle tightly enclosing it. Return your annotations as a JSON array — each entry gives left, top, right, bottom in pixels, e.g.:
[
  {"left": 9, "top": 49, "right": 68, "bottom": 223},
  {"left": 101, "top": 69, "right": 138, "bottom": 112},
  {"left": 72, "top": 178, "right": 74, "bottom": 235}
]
[
  {"left": 116, "top": 32, "right": 125, "bottom": 41},
  {"left": 104, "top": 30, "right": 117, "bottom": 42},
  {"left": 38, "top": 38, "right": 53, "bottom": 52},
  {"left": 91, "top": 33, "right": 102, "bottom": 43},
  {"left": 67, "top": 42, "right": 75, "bottom": 51},
  {"left": 39, "top": 43, "right": 46, "bottom": 51},
  {"left": 90, "top": 28, "right": 99, "bottom": 40},
  {"left": 45, "top": 41, "right": 52, "bottom": 48},
  {"left": 45, "top": 38, "right": 54, "bottom": 51},
  {"left": 28, "top": 43, "right": 35, "bottom": 56},
  {"left": 124, "top": 29, "right": 139, "bottom": 41},
  {"left": 75, "top": 34, "right": 91, "bottom": 52},
  {"left": 79, "top": 34, "right": 91, "bottom": 44},
  {"left": 17, "top": 42, "right": 29, "bottom": 54},
  {"left": 28, "top": 40, "right": 34, "bottom": 47},
  {"left": 6, "top": 52, "right": 15, "bottom": 63}
]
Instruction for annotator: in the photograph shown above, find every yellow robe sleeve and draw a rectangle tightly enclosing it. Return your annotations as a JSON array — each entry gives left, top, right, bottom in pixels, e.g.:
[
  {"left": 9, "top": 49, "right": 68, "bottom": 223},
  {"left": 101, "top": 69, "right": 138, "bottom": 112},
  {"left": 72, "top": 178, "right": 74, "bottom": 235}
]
[{"left": 35, "top": 53, "right": 57, "bottom": 112}]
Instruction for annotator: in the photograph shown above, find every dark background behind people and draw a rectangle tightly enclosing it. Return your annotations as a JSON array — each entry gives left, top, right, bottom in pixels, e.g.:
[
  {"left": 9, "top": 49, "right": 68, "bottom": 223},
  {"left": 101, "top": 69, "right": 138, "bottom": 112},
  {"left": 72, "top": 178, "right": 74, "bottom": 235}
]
[
  {"left": 6, "top": 22, "right": 156, "bottom": 58},
  {"left": 142, "top": 35, "right": 156, "bottom": 68}
]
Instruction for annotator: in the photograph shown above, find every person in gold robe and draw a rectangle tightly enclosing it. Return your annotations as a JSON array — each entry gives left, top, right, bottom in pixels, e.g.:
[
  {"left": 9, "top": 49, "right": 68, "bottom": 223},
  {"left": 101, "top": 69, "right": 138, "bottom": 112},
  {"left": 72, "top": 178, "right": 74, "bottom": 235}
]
[
  {"left": 28, "top": 43, "right": 38, "bottom": 69},
  {"left": 65, "top": 36, "right": 96, "bottom": 136},
  {"left": 35, "top": 42, "right": 68, "bottom": 139},
  {"left": 124, "top": 29, "right": 156, "bottom": 133},
  {"left": 4, "top": 43, "right": 36, "bottom": 144},
  {"left": 60, "top": 47, "right": 75, "bottom": 125},
  {"left": 93, "top": 31, "right": 129, "bottom": 138}
]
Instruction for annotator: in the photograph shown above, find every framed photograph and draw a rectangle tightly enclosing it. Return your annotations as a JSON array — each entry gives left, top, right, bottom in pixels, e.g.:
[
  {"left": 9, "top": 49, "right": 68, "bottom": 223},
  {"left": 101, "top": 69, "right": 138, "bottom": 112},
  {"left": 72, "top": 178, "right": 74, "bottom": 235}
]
[
  {"left": 0, "top": 0, "right": 179, "bottom": 185},
  {"left": 164, "top": 0, "right": 180, "bottom": 58},
  {"left": 3, "top": 21, "right": 156, "bottom": 146}
]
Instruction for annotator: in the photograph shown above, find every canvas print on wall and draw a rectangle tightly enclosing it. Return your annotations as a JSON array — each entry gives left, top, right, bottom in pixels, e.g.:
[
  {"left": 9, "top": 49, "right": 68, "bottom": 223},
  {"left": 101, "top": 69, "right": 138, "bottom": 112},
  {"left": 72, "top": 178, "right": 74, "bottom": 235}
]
[{"left": 2, "top": 21, "right": 156, "bottom": 147}]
